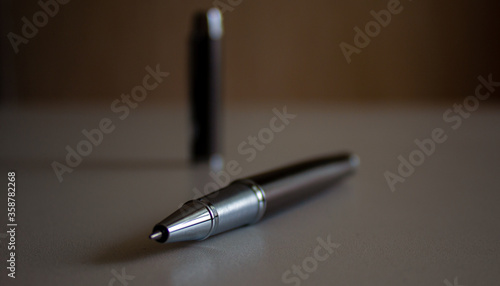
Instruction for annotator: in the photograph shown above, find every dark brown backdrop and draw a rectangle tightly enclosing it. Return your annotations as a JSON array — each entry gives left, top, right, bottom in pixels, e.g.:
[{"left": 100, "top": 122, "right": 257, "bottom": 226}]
[{"left": 1, "top": 0, "right": 500, "bottom": 107}]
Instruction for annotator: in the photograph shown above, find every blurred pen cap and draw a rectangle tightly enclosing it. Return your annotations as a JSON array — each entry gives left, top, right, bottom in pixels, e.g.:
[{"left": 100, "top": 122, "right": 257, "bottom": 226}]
[{"left": 207, "top": 8, "right": 223, "bottom": 40}]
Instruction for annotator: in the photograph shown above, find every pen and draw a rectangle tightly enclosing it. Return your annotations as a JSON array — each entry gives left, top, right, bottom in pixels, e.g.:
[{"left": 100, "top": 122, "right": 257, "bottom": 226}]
[
  {"left": 149, "top": 153, "right": 359, "bottom": 243},
  {"left": 189, "top": 8, "right": 224, "bottom": 170}
]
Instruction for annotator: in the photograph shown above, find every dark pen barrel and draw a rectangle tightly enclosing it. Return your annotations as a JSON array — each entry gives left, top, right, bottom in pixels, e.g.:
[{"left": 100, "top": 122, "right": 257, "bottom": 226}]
[{"left": 247, "top": 153, "right": 359, "bottom": 214}]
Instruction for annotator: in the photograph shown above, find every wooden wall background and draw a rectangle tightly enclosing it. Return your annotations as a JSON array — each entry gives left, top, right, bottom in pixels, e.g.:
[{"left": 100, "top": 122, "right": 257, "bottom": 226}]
[{"left": 1, "top": 0, "right": 500, "bottom": 107}]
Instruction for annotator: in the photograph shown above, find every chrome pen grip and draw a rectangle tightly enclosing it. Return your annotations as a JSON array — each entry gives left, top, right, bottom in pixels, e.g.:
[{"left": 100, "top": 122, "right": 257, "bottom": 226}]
[
  {"left": 199, "top": 180, "right": 266, "bottom": 237},
  {"left": 152, "top": 180, "right": 265, "bottom": 243}
]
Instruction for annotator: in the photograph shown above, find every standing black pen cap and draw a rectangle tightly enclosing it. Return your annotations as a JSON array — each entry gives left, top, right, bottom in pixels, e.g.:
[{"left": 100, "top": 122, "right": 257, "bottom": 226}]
[{"left": 189, "top": 8, "right": 223, "bottom": 171}]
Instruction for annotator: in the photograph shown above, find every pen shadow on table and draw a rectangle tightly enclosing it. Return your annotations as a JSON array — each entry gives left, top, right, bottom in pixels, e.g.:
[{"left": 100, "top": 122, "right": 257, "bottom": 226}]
[
  {"left": 89, "top": 229, "right": 197, "bottom": 265},
  {"left": 89, "top": 225, "right": 263, "bottom": 265}
]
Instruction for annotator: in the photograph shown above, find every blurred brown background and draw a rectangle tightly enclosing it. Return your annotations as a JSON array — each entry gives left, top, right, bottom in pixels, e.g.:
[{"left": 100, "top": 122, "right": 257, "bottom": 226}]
[{"left": 1, "top": 0, "right": 500, "bottom": 107}]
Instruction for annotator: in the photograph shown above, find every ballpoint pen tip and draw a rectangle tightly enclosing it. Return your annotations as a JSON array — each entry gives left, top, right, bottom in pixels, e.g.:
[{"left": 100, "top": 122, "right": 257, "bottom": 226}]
[{"left": 149, "top": 231, "right": 163, "bottom": 241}]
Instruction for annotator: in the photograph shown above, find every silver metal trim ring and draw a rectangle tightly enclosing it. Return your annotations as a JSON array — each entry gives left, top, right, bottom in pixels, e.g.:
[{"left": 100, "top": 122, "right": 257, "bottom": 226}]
[
  {"left": 197, "top": 198, "right": 219, "bottom": 240},
  {"left": 236, "top": 179, "right": 267, "bottom": 223}
]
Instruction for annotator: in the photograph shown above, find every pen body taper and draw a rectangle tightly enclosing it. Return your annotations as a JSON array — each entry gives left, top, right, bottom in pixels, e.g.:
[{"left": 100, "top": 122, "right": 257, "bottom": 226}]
[{"left": 249, "top": 153, "right": 358, "bottom": 213}]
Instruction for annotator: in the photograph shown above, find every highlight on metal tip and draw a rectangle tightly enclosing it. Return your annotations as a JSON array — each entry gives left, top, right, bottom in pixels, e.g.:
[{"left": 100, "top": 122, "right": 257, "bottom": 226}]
[{"left": 149, "top": 231, "right": 163, "bottom": 241}]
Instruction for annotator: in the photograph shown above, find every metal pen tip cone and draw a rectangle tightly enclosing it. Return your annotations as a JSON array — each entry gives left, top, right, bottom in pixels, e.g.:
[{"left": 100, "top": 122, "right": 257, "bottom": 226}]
[{"left": 149, "top": 231, "right": 163, "bottom": 241}]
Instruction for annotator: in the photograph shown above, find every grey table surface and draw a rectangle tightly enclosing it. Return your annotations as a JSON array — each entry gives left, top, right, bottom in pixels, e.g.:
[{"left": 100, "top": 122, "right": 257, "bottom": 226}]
[{"left": 0, "top": 103, "right": 499, "bottom": 286}]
